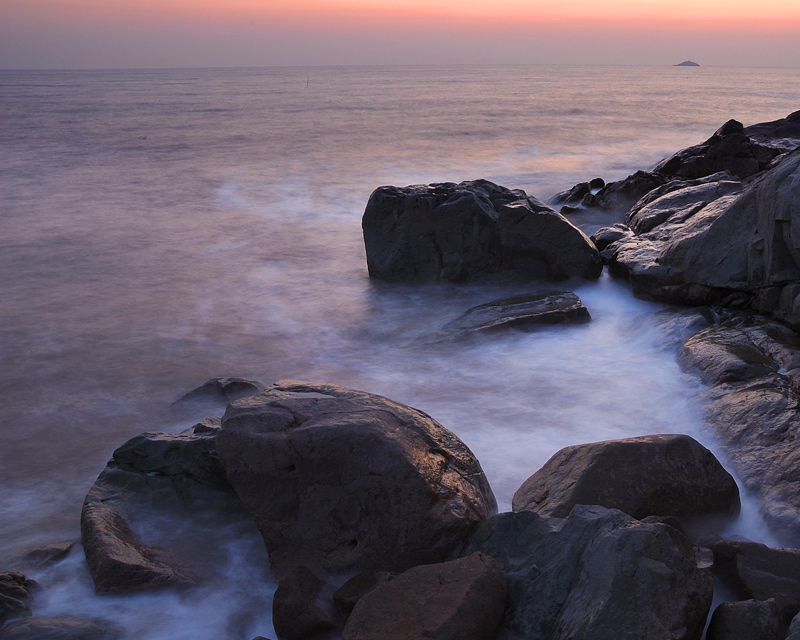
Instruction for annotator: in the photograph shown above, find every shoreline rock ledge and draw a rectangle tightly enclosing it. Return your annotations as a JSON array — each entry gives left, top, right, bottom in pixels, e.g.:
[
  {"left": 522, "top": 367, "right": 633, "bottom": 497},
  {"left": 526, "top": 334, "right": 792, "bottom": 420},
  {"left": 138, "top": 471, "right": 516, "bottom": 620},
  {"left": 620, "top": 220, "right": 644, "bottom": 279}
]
[{"left": 362, "top": 179, "right": 602, "bottom": 282}]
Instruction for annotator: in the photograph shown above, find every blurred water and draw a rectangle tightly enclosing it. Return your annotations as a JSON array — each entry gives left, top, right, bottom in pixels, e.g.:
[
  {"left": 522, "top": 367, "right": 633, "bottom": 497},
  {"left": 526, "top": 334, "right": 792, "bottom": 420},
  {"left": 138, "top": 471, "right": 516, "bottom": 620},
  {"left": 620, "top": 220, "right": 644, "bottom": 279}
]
[{"left": 1, "top": 65, "right": 799, "bottom": 638}]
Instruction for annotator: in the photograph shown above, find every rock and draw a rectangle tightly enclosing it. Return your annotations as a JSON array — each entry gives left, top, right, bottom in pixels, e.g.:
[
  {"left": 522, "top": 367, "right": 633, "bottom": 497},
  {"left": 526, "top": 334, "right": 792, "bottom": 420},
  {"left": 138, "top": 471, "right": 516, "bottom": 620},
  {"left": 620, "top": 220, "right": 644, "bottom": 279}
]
[
  {"left": 333, "top": 571, "right": 394, "bottom": 613},
  {"left": 0, "top": 617, "right": 120, "bottom": 640},
  {"left": 512, "top": 434, "right": 740, "bottom": 520},
  {"left": 462, "top": 505, "right": 713, "bottom": 639},
  {"left": 341, "top": 552, "right": 506, "bottom": 640},
  {"left": 702, "top": 536, "right": 800, "bottom": 615},
  {"left": 677, "top": 314, "right": 800, "bottom": 538},
  {"left": 675, "top": 60, "right": 700, "bottom": 66},
  {"left": 551, "top": 181, "right": 591, "bottom": 206},
  {"left": 272, "top": 566, "right": 339, "bottom": 640},
  {"left": 81, "top": 418, "right": 242, "bottom": 594},
  {"left": 438, "top": 291, "right": 590, "bottom": 338},
  {"left": 20, "top": 542, "right": 73, "bottom": 567},
  {"left": 679, "top": 325, "right": 779, "bottom": 384},
  {"left": 653, "top": 119, "right": 781, "bottom": 180},
  {"left": 706, "top": 599, "right": 784, "bottom": 640},
  {"left": 0, "top": 571, "right": 37, "bottom": 625},
  {"left": 787, "top": 610, "right": 800, "bottom": 640},
  {"left": 744, "top": 110, "right": 800, "bottom": 152},
  {"left": 590, "top": 223, "right": 632, "bottom": 252},
  {"left": 609, "top": 149, "right": 800, "bottom": 328},
  {"left": 175, "top": 377, "right": 265, "bottom": 405},
  {"left": 361, "top": 179, "right": 602, "bottom": 282},
  {"left": 217, "top": 380, "right": 497, "bottom": 574},
  {"left": 581, "top": 170, "right": 670, "bottom": 213}
]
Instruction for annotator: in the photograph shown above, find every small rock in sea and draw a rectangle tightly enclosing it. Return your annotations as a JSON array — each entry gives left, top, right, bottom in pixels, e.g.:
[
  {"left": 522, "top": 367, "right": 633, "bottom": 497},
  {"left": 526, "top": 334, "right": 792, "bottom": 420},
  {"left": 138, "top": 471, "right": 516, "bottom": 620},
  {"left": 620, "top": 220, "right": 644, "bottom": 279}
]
[
  {"left": 0, "top": 570, "right": 38, "bottom": 625},
  {"left": 674, "top": 60, "right": 700, "bottom": 66},
  {"left": 512, "top": 433, "right": 740, "bottom": 520},
  {"left": 341, "top": 552, "right": 506, "bottom": 640},
  {"left": 20, "top": 541, "right": 73, "bottom": 567},
  {"left": 174, "top": 376, "right": 265, "bottom": 405},
  {"left": 272, "top": 566, "right": 340, "bottom": 640},
  {"left": 438, "top": 292, "right": 590, "bottom": 339},
  {"left": 706, "top": 599, "right": 783, "bottom": 640}
]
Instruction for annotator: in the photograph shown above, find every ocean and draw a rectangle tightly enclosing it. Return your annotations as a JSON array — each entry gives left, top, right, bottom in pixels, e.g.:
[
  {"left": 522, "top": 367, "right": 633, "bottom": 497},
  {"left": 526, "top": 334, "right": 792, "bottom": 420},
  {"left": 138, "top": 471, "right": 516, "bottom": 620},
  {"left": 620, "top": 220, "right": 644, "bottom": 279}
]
[{"left": 1, "top": 64, "right": 799, "bottom": 638}]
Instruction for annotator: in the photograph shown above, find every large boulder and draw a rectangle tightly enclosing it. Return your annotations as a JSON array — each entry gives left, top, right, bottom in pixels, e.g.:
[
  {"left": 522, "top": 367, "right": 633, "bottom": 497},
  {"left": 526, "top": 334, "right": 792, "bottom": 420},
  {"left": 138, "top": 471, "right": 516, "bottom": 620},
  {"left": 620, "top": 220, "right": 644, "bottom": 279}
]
[
  {"left": 678, "top": 314, "right": 800, "bottom": 539},
  {"left": 81, "top": 418, "right": 243, "bottom": 594},
  {"left": 511, "top": 434, "right": 740, "bottom": 520},
  {"left": 0, "top": 617, "right": 120, "bottom": 640},
  {"left": 461, "top": 505, "right": 713, "bottom": 640},
  {"left": 341, "top": 552, "right": 506, "bottom": 640},
  {"left": 362, "top": 179, "right": 602, "bottom": 282},
  {"left": 608, "top": 148, "right": 800, "bottom": 328},
  {"left": 217, "top": 380, "right": 497, "bottom": 574}
]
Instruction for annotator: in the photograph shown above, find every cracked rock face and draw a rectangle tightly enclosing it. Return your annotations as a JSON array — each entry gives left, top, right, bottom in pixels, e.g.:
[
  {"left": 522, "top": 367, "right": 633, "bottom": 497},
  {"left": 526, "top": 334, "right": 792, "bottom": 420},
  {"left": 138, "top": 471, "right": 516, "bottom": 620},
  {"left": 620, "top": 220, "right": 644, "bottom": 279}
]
[
  {"left": 217, "top": 380, "right": 497, "bottom": 574},
  {"left": 362, "top": 179, "right": 602, "bottom": 282}
]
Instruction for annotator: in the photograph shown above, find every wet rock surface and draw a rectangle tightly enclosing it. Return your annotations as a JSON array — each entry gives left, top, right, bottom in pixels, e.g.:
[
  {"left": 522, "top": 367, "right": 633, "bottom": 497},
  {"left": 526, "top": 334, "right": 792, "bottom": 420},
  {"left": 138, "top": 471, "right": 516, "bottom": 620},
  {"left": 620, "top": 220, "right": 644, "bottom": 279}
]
[
  {"left": 341, "top": 552, "right": 506, "bottom": 640},
  {"left": 438, "top": 291, "right": 590, "bottom": 338},
  {"left": 272, "top": 566, "right": 340, "bottom": 640},
  {"left": 678, "top": 312, "right": 800, "bottom": 538},
  {"left": 706, "top": 599, "right": 784, "bottom": 640},
  {"left": 0, "top": 616, "right": 120, "bottom": 640},
  {"left": 362, "top": 179, "right": 602, "bottom": 282},
  {"left": 461, "top": 505, "right": 713, "bottom": 640},
  {"left": 512, "top": 434, "right": 740, "bottom": 520},
  {"left": 0, "top": 571, "right": 37, "bottom": 626},
  {"left": 217, "top": 380, "right": 497, "bottom": 574},
  {"left": 81, "top": 417, "right": 245, "bottom": 594}
]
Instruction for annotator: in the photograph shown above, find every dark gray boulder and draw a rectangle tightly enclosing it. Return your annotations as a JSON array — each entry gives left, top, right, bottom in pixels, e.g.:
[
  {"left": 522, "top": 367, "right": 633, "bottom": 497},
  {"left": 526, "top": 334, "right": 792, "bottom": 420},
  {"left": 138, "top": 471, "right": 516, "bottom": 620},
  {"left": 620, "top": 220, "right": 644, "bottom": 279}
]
[
  {"left": 19, "top": 542, "right": 73, "bottom": 568},
  {"left": 787, "top": 610, "right": 800, "bottom": 640},
  {"left": 512, "top": 434, "right": 740, "bottom": 520},
  {"left": 590, "top": 223, "right": 633, "bottom": 252},
  {"left": 582, "top": 170, "right": 671, "bottom": 213},
  {"left": 272, "top": 566, "right": 340, "bottom": 640},
  {"left": 706, "top": 599, "right": 784, "bottom": 640},
  {"left": 0, "top": 617, "right": 120, "bottom": 640},
  {"left": 461, "top": 505, "right": 713, "bottom": 640},
  {"left": 438, "top": 291, "right": 590, "bottom": 338},
  {"left": 0, "top": 571, "right": 37, "bottom": 626},
  {"left": 678, "top": 315, "right": 800, "bottom": 538},
  {"left": 341, "top": 552, "right": 506, "bottom": 640},
  {"left": 362, "top": 179, "right": 602, "bottom": 282},
  {"left": 217, "top": 380, "right": 497, "bottom": 574},
  {"left": 81, "top": 418, "right": 243, "bottom": 594}
]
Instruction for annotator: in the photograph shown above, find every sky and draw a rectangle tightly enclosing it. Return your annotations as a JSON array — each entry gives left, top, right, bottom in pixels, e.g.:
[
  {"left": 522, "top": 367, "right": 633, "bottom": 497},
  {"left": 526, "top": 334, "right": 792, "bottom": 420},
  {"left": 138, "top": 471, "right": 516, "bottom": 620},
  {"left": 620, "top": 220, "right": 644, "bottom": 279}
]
[{"left": 1, "top": 0, "right": 799, "bottom": 69}]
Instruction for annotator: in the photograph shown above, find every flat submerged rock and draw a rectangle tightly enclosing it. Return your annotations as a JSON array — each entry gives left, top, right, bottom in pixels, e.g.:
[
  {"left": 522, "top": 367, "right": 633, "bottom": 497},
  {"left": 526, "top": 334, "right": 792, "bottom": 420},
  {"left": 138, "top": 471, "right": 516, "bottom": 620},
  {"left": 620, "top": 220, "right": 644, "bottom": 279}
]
[{"left": 440, "top": 292, "right": 590, "bottom": 337}]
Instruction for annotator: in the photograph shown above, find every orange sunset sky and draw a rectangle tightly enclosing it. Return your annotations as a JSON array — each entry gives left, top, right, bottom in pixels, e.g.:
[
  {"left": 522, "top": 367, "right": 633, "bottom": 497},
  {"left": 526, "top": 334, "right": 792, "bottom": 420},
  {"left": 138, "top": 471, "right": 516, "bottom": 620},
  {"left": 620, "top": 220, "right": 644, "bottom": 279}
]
[{"left": 1, "top": 0, "right": 799, "bottom": 68}]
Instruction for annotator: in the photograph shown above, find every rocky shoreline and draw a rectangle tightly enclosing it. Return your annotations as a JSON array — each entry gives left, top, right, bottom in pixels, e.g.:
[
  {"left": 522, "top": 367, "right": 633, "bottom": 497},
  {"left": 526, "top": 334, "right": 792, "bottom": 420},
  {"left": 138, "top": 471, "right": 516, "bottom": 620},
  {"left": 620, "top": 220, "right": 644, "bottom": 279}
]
[{"left": 4, "top": 111, "right": 800, "bottom": 640}]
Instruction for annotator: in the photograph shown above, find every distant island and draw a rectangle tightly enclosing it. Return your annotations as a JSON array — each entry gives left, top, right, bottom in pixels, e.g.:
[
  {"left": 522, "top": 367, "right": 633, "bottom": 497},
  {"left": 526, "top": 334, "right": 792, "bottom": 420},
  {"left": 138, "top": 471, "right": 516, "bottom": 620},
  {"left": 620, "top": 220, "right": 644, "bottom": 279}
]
[{"left": 674, "top": 60, "right": 700, "bottom": 66}]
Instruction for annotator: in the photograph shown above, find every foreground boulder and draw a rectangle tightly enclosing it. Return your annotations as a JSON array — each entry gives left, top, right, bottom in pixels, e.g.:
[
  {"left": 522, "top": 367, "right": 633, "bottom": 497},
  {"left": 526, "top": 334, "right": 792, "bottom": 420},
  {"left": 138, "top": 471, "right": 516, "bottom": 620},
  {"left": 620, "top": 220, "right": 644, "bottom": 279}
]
[
  {"left": 512, "top": 434, "right": 739, "bottom": 520},
  {"left": 81, "top": 418, "right": 242, "bottom": 594},
  {"left": 362, "top": 179, "right": 602, "bottom": 282},
  {"left": 462, "top": 505, "right": 713, "bottom": 639},
  {"left": 217, "top": 380, "right": 497, "bottom": 574},
  {"left": 678, "top": 314, "right": 800, "bottom": 538},
  {"left": 341, "top": 552, "right": 506, "bottom": 640},
  {"left": 174, "top": 377, "right": 265, "bottom": 405},
  {"left": 438, "top": 291, "right": 590, "bottom": 338}
]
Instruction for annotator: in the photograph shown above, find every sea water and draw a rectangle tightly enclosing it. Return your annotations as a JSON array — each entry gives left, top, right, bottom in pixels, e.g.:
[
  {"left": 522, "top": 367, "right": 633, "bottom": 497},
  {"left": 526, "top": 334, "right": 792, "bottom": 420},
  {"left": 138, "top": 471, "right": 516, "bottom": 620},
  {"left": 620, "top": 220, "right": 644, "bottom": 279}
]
[{"left": 1, "top": 65, "right": 799, "bottom": 638}]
